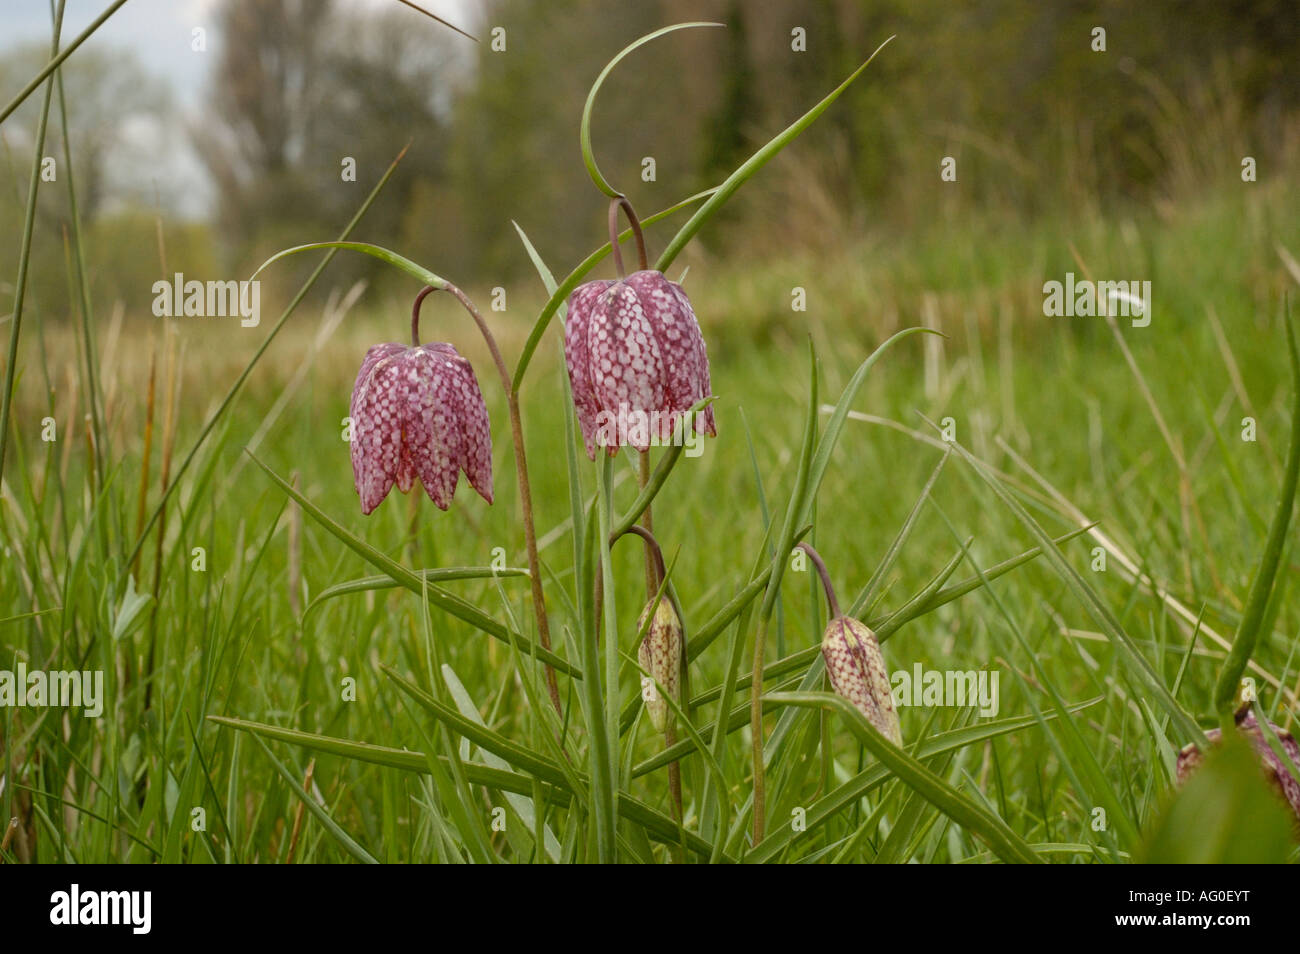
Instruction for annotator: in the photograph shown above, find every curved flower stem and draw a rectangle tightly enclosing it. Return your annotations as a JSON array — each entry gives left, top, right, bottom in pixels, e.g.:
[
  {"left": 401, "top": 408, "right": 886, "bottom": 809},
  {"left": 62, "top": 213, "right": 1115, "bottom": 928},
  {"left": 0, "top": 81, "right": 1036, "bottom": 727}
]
[
  {"left": 440, "top": 283, "right": 563, "bottom": 717},
  {"left": 795, "top": 542, "right": 839, "bottom": 618},
  {"left": 607, "top": 196, "right": 649, "bottom": 280},
  {"left": 411, "top": 284, "right": 437, "bottom": 345},
  {"left": 665, "top": 723, "right": 683, "bottom": 836},
  {"left": 612, "top": 522, "right": 667, "bottom": 588},
  {"left": 610, "top": 524, "right": 682, "bottom": 830}
]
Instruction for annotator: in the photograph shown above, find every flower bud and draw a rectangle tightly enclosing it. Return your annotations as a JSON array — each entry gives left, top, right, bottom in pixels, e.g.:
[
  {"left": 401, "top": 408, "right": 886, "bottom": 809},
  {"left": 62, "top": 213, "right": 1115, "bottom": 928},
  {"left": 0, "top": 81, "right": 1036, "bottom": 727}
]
[
  {"left": 1176, "top": 708, "right": 1300, "bottom": 822},
  {"left": 637, "top": 599, "right": 682, "bottom": 734},
  {"left": 822, "top": 617, "right": 902, "bottom": 745}
]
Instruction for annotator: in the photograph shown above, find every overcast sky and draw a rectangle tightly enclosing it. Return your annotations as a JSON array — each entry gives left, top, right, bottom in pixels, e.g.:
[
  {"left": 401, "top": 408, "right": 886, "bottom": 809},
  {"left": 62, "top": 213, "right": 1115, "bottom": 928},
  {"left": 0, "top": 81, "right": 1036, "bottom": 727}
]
[
  {"left": 1, "top": 0, "right": 479, "bottom": 215},
  {"left": 2, "top": 0, "right": 479, "bottom": 105}
]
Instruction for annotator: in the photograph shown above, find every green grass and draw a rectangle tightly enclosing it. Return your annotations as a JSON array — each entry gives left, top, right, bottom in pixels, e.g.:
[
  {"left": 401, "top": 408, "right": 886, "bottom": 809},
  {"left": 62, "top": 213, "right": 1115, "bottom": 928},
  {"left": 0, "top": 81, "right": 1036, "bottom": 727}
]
[
  {"left": 4, "top": 176, "right": 1299, "bottom": 862},
  {"left": 3, "top": 17, "right": 1300, "bottom": 864}
]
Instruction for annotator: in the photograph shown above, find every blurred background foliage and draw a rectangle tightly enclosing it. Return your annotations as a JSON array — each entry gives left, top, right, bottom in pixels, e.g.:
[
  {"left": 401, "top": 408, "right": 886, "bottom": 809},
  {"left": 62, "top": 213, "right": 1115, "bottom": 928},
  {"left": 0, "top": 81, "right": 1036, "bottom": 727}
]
[{"left": 1, "top": 0, "right": 1297, "bottom": 317}]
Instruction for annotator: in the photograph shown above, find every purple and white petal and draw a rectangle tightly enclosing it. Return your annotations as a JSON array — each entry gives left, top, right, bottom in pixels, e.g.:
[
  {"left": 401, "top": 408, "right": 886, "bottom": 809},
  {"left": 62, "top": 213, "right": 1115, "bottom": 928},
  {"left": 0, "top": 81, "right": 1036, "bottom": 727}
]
[
  {"left": 625, "top": 270, "right": 713, "bottom": 440},
  {"left": 403, "top": 348, "right": 462, "bottom": 510},
  {"left": 665, "top": 279, "right": 716, "bottom": 436},
  {"left": 564, "top": 280, "right": 611, "bottom": 459},
  {"left": 351, "top": 352, "right": 407, "bottom": 515},
  {"left": 349, "top": 337, "right": 496, "bottom": 514},
  {"left": 587, "top": 281, "right": 666, "bottom": 453},
  {"left": 430, "top": 344, "right": 494, "bottom": 504}
]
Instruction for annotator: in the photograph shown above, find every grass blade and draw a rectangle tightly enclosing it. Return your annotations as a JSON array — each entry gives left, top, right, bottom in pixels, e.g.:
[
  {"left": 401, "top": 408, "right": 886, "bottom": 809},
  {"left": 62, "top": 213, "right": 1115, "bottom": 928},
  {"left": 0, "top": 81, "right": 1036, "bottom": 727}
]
[
  {"left": 766, "top": 691, "right": 1043, "bottom": 864},
  {"left": 657, "top": 36, "right": 894, "bottom": 270},
  {"left": 1213, "top": 317, "right": 1300, "bottom": 725},
  {"left": 303, "top": 566, "right": 527, "bottom": 622},
  {"left": 250, "top": 241, "right": 447, "bottom": 289},
  {"left": 0, "top": 0, "right": 127, "bottom": 125},
  {"left": 246, "top": 449, "right": 576, "bottom": 675},
  {"left": 123, "top": 145, "right": 409, "bottom": 571},
  {"left": 0, "top": 3, "right": 64, "bottom": 480},
  {"left": 580, "top": 22, "right": 723, "bottom": 197},
  {"left": 246, "top": 734, "right": 378, "bottom": 864}
]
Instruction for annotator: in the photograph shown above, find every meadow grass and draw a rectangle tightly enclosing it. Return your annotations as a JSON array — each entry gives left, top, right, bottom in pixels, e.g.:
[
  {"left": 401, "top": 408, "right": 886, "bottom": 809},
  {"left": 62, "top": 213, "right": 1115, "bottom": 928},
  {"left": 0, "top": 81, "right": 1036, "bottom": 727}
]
[
  {"left": 3, "top": 14, "right": 1299, "bottom": 864},
  {"left": 3, "top": 171, "right": 1299, "bottom": 862}
]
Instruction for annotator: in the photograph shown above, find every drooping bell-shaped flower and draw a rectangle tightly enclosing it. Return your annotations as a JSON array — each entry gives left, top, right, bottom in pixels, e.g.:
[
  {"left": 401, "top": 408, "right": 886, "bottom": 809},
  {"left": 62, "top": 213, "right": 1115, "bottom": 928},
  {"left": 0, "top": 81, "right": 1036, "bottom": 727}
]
[
  {"left": 1176, "top": 707, "right": 1300, "bottom": 822},
  {"left": 349, "top": 341, "right": 493, "bottom": 514},
  {"left": 796, "top": 542, "right": 903, "bottom": 745},
  {"left": 823, "top": 617, "right": 903, "bottom": 745},
  {"left": 564, "top": 269, "right": 716, "bottom": 458}
]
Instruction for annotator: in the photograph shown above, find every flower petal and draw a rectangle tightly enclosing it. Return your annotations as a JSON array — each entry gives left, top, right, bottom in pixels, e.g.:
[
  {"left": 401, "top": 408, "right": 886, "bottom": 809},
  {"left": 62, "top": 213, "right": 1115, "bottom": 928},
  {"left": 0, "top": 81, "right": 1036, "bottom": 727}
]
[
  {"left": 626, "top": 270, "right": 714, "bottom": 439},
  {"left": 665, "top": 279, "right": 716, "bottom": 437},
  {"left": 429, "top": 344, "right": 494, "bottom": 504},
  {"left": 350, "top": 347, "right": 407, "bottom": 515},
  {"left": 822, "top": 617, "right": 901, "bottom": 744},
  {"left": 353, "top": 342, "right": 406, "bottom": 396},
  {"left": 564, "top": 280, "right": 611, "bottom": 459},
  {"left": 403, "top": 347, "right": 463, "bottom": 510},
  {"left": 587, "top": 280, "right": 666, "bottom": 453}
]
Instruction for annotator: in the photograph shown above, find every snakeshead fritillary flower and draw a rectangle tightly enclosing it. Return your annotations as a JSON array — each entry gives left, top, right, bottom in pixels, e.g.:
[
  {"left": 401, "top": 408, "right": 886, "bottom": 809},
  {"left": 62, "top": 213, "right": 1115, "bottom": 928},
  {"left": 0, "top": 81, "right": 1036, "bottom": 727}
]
[
  {"left": 350, "top": 341, "right": 493, "bottom": 515},
  {"left": 822, "top": 617, "right": 903, "bottom": 745},
  {"left": 564, "top": 269, "right": 716, "bottom": 458},
  {"left": 1176, "top": 708, "right": 1300, "bottom": 822}
]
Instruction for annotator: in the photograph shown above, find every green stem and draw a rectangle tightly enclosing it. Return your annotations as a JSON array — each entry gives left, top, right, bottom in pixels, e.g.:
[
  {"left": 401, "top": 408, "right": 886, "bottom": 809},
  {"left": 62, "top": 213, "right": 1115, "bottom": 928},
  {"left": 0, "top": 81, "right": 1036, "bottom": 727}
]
[
  {"left": 0, "top": 0, "right": 123, "bottom": 125},
  {"left": 608, "top": 196, "right": 649, "bottom": 278},
  {"left": 442, "top": 284, "right": 563, "bottom": 718},
  {"left": 612, "top": 523, "right": 680, "bottom": 837},
  {"left": 592, "top": 455, "right": 620, "bottom": 860},
  {"left": 795, "top": 542, "right": 840, "bottom": 618},
  {"left": 411, "top": 285, "right": 436, "bottom": 345},
  {"left": 0, "top": 2, "right": 64, "bottom": 480},
  {"left": 750, "top": 616, "right": 770, "bottom": 843},
  {"left": 612, "top": 523, "right": 666, "bottom": 586},
  {"left": 637, "top": 450, "right": 657, "bottom": 594}
]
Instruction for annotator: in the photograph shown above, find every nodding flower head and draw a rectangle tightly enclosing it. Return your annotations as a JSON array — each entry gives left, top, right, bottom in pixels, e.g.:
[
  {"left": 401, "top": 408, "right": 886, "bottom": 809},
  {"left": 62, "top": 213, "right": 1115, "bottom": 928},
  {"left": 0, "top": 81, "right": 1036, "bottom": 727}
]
[
  {"left": 637, "top": 598, "right": 683, "bottom": 734},
  {"left": 797, "top": 542, "right": 903, "bottom": 745},
  {"left": 822, "top": 616, "right": 903, "bottom": 745},
  {"left": 1176, "top": 706, "right": 1300, "bottom": 823},
  {"left": 564, "top": 269, "right": 716, "bottom": 459},
  {"left": 349, "top": 340, "right": 493, "bottom": 515}
]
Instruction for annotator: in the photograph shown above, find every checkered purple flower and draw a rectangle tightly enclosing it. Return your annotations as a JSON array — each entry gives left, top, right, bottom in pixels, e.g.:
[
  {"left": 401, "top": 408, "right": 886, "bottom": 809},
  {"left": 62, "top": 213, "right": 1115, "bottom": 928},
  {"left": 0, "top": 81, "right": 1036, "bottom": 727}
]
[
  {"left": 564, "top": 269, "right": 716, "bottom": 458},
  {"left": 349, "top": 341, "right": 493, "bottom": 515},
  {"left": 823, "top": 617, "right": 903, "bottom": 745}
]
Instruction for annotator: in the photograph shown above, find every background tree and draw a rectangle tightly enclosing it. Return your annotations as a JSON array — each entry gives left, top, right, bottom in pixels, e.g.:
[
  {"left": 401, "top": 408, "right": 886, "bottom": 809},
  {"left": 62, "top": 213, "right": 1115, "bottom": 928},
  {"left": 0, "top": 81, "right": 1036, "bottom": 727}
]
[{"left": 194, "top": 0, "right": 461, "bottom": 293}]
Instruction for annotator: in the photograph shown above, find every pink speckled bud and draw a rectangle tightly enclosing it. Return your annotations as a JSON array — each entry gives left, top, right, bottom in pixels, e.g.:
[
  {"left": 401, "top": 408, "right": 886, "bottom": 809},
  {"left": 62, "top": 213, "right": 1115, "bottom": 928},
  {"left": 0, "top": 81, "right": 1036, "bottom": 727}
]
[
  {"left": 1176, "top": 709, "right": 1300, "bottom": 822},
  {"left": 637, "top": 599, "right": 682, "bottom": 734},
  {"left": 564, "top": 269, "right": 716, "bottom": 459},
  {"left": 349, "top": 341, "right": 493, "bottom": 515},
  {"left": 822, "top": 617, "right": 902, "bottom": 745}
]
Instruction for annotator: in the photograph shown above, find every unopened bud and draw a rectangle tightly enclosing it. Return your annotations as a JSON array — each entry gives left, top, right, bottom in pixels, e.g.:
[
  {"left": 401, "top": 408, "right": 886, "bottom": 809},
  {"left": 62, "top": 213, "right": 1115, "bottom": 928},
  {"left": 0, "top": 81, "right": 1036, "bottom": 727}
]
[
  {"left": 822, "top": 617, "right": 902, "bottom": 745},
  {"left": 1176, "top": 707, "right": 1300, "bottom": 822},
  {"left": 637, "top": 600, "right": 682, "bottom": 734}
]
